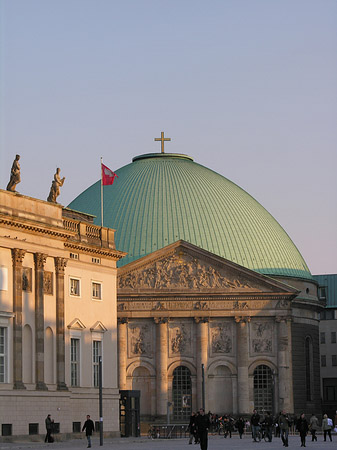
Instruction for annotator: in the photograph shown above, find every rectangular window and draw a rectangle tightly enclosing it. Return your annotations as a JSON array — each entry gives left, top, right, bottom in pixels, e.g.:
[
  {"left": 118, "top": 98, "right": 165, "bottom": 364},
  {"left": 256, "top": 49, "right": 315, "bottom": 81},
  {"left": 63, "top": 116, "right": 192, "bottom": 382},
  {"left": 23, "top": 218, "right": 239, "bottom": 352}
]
[
  {"left": 318, "top": 286, "right": 327, "bottom": 300},
  {"left": 320, "top": 332, "right": 326, "bottom": 344},
  {"left": 332, "top": 355, "right": 337, "bottom": 366},
  {"left": 92, "top": 257, "right": 100, "bottom": 264},
  {"left": 70, "top": 338, "right": 80, "bottom": 387},
  {"left": 70, "top": 278, "right": 80, "bottom": 296},
  {"left": 321, "top": 355, "right": 326, "bottom": 367},
  {"left": 93, "top": 340, "right": 102, "bottom": 388},
  {"left": 331, "top": 332, "right": 336, "bottom": 344},
  {"left": 0, "top": 327, "right": 7, "bottom": 383},
  {"left": 323, "top": 378, "right": 337, "bottom": 402},
  {"left": 92, "top": 282, "right": 102, "bottom": 300}
]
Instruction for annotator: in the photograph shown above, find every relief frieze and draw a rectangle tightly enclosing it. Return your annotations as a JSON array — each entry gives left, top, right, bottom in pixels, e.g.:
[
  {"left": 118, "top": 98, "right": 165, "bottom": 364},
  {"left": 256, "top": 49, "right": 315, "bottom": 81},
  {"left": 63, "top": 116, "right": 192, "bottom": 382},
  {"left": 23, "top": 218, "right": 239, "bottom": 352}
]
[
  {"left": 210, "top": 322, "right": 233, "bottom": 355},
  {"left": 169, "top": 323, "right": 192, "bottom": 356},
  {"left": 128, "top": 323, "right": 152, "bottom": 357},
  {"left": 250, "top": 320, "right": 274, "bottom": 355},
  {"left": 118, "top": 253, "right": 253, "bottom": 291}
]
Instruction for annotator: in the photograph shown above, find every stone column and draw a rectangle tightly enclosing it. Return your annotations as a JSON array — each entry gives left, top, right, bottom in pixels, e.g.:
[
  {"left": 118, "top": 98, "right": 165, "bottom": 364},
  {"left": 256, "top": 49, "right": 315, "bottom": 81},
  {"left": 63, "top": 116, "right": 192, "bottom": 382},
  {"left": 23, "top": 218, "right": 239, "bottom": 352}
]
[
  {"left": 34, "top": 253, "right": 48, "bottom": 390},
  {"left": 54, "top": 257, "right": 68, "bottom": 390},
  {"left": 11, "top": 248, "right": 26, "bottom": 389},
  {"left": 235, "top": 316, "right": 250, "bottom": 414},
  {"left": 277, "top": 317, "right": 294, "bottom": 412},
  {"left": 155, "top": 317, "right": 168, "bottom": 417},
  {"left": 117, "top": 318, "right": 128, "bottom": 390},
  {"left": 195, "top": 317, "right": 208, "bottom": 410}
]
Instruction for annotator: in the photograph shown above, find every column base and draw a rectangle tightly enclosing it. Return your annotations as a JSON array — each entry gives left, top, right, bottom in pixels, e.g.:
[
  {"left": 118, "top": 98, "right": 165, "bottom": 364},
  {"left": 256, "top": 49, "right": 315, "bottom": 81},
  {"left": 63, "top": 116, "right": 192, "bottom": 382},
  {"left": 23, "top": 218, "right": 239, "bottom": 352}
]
[
  {"left": 13, "top": 381, "right": 26, "bottom": 390},
  {"left": 36, "top": 381, "right": 48, "bottom": 391},
  {"left": 57, "top": 381, "right": 68, "bottom": 391}
]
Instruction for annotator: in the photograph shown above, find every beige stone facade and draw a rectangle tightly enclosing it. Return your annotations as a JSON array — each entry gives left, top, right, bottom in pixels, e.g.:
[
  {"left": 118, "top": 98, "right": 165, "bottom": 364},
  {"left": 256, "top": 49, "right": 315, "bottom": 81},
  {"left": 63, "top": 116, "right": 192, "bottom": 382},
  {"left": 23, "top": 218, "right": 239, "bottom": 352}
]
[
  {"left": 117, "top": 241, "right": 322, "bottom": 421},
  {"left": 0, "top": 189, "right": 125, "bottom": 437}
]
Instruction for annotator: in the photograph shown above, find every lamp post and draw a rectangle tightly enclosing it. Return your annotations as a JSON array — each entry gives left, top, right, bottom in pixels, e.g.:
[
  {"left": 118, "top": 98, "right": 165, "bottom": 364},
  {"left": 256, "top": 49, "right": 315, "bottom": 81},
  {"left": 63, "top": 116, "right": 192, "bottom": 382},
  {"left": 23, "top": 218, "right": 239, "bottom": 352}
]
[{"left": 99, "top": 356, "right": 103, "bottom": 446}]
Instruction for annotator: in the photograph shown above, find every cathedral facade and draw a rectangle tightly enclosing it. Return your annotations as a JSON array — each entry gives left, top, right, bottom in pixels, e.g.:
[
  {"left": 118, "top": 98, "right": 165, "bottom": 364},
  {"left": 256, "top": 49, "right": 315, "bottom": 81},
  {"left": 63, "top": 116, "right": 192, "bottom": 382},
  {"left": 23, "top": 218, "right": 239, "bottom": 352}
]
[{"left": 69, "top": 149, "right": 322, "bottom": 422}]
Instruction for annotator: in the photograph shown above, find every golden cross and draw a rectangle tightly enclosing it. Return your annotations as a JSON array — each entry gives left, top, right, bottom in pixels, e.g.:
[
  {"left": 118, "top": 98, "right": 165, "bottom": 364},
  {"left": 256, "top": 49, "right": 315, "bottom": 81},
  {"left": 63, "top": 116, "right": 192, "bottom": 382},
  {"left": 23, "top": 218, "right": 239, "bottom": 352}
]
[{"left": 154, "top": 131, "right": 171, "bottom": 153}]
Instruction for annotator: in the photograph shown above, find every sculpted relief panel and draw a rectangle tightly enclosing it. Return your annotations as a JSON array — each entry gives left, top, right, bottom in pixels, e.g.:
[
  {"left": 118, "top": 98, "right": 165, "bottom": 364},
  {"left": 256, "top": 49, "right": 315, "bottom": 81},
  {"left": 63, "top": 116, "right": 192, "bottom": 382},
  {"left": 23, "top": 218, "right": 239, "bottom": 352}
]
[
  {"left": 128, "top": 323, "right": 153, "bottom": 358},
  {"left": 118, "top": 253, "right": 253, "bottom": 291},
  {"left": 250, "top": 321, "right": 274, "bottom": 355},
  {"left": 169, "top": 323, "right": 192, "bottom": 357},
  {"left": 210, "top": 321, "right": 233, "bottom": 356}
]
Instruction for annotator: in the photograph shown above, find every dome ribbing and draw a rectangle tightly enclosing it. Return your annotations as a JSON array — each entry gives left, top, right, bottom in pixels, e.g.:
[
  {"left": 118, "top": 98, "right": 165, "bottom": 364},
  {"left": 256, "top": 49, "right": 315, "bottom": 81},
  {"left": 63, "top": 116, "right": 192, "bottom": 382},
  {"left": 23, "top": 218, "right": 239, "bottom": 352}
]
[{"left": 68, "top": 153, "right": 312, "bottom": 279}]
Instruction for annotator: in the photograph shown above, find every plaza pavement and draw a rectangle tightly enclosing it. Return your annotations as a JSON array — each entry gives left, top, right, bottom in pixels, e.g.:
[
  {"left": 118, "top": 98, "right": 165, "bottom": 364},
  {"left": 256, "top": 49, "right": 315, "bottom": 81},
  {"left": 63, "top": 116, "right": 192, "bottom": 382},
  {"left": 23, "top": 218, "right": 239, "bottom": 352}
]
[{"left": 0, "top": 434, "right": 335, "bottom": 450}]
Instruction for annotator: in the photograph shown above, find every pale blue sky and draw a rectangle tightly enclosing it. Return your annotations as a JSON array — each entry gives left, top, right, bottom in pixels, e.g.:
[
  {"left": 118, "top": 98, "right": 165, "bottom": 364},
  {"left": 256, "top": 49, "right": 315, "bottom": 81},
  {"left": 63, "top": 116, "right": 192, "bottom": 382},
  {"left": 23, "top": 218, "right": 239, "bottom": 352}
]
[{"left": 1, "top": 0, "right": 336, "bottom": 275}]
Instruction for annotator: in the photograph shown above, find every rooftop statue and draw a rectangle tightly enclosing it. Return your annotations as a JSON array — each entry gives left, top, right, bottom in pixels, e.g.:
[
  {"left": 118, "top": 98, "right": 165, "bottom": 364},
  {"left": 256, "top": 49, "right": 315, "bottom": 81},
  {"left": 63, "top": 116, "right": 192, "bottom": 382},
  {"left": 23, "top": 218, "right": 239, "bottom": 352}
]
[
  {"left": 47, "top": 168, "right": 65, "bottom": 203},
  {"left": 7, "top": 154, "right": 21, "bottom": 192}
]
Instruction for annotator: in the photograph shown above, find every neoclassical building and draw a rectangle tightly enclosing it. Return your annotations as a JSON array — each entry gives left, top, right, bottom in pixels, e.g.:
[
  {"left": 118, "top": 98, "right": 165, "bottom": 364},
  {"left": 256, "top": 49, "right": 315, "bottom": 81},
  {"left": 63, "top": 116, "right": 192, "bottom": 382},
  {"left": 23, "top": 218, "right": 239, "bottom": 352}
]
[
  {"left": 70, "top": 149, "right": 323, "bottom": 421},
  {"left": 0, "top": 189, "right": 125, "bottom": 437}
]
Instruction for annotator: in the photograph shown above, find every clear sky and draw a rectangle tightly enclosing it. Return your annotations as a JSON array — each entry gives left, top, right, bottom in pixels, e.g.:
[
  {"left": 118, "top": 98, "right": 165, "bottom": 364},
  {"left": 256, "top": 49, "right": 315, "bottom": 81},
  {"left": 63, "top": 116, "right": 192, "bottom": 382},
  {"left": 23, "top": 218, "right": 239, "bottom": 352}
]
[{"left": 1, "top": 0, "right": 336, "bottom": 275}]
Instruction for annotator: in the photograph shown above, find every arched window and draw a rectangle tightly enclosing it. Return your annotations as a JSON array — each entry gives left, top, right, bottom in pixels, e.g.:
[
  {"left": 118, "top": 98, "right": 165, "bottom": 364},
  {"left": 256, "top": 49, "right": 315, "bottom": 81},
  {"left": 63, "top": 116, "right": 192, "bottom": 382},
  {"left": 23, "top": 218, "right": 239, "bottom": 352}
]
[
  {"left": 253, "top": 364, "right": 273, "bottom": 414},
  {"left": 305, "top": 337, "right": 314, "bottom": 401},
  {"left": 172, "top": 366, "right": 192, "bottom": 421}
]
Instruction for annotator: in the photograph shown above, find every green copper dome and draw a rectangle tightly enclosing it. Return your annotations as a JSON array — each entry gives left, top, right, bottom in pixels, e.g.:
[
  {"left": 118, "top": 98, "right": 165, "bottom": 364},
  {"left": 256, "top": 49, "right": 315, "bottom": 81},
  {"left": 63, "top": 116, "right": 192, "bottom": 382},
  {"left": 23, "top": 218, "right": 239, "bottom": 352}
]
[{"left": 68, "top": 152, "right": 312, "bottom": 279}]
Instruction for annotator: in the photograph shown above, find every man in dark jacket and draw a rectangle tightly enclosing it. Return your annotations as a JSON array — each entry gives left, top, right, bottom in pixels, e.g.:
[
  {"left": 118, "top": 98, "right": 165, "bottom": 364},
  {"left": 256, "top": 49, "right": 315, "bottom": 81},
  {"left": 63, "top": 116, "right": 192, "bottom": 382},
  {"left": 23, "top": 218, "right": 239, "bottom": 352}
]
[
  {"left": 279, "top": 410, "right": 291, "bottom": 447},
  {"left": 251, "top": 409, "right": 261, "bottom": 442},
  {"left": 196, "top": 408, "right": 210, "bottom": 450},
  {"left": 82, "top": 415, "right": 95, "bottom": 448},
  {"left": 45, "top": 414, "right": 54, "bottom": 443}
]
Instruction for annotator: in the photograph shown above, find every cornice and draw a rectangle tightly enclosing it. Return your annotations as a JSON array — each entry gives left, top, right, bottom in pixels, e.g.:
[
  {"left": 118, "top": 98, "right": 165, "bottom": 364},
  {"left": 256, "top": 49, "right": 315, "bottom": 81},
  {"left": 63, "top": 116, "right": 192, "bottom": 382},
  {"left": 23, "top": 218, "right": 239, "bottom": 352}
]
[
  {"left": 64, "top": 242, "right": 126, "bottom": 260},
  {"left": 0, "top": 217, "right": 72, "bottom": 239}
]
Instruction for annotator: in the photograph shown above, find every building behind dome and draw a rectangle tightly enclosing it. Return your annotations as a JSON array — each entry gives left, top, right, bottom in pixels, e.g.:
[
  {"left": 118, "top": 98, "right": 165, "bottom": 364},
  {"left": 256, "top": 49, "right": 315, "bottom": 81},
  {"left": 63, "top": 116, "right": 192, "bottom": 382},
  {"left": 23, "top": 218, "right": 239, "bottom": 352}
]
[{"left": 70, "top": 150, "right": 322, "bottom": 422}]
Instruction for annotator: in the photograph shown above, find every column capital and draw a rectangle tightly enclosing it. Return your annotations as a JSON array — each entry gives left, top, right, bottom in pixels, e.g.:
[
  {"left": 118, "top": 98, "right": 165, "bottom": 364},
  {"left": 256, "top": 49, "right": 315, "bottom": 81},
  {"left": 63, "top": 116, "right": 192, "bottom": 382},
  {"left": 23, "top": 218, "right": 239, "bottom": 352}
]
[
  {"left": 154, "top": 317, "right": 168, "bottom": 324},
  {"left": 11, "top": 248, "right": 26, "bottom": 265},
  {"left": 235, "top": 316, "right": 251, "bottom": 323},
  {"left": 118, "top": 317, "right": 129, "bottom": 324},
  {"left": 34, "top": 253, "right": 47, "bottom": 269},
  {"left": 54, "top": 257, "right": 67, "bottom": 274},
  {"left": 194, "top": 317, "right": 209, "bottom": 324},
  {"left": 275, "top": 316, "right": 292, "bottom": 323}
]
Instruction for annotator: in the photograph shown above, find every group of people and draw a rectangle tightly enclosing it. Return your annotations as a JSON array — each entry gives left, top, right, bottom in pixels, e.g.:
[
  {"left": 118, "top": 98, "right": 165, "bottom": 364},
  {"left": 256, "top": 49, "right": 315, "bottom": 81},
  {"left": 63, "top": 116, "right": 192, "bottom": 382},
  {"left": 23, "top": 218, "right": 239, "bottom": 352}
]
[
  {"left": 188, "top": 409, "right": 334, "bottom": 449},
  {"left": 45, "top": 414, "right": 95, "bottom": 448}
]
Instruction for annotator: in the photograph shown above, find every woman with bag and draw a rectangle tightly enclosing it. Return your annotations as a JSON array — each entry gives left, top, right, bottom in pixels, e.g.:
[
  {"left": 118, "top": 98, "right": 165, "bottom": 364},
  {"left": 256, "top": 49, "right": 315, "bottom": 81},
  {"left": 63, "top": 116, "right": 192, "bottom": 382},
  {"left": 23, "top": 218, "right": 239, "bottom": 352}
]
[{"left": 322, "top": 414, "right": 333, "bottom": 442}]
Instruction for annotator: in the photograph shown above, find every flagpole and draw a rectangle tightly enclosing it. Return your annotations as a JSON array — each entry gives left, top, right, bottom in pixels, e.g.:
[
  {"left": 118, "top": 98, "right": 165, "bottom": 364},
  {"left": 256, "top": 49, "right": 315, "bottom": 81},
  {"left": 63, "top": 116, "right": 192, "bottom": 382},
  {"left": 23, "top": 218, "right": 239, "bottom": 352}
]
[{"left": 100, "top": 157, "right": 104, "bottom": 227}]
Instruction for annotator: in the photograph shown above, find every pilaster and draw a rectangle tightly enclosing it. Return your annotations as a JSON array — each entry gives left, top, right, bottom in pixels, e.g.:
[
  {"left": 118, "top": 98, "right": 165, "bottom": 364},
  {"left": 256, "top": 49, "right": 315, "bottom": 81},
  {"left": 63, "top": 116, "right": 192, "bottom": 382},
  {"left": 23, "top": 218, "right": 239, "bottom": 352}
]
[
  {"left": 235, "top": 316, "right": 251, "bottom": 414},
  {"left": 117, "top": 318, "right": 128, "bottom": 390},
  {"left": 277, "top": 317, "right": 294, "bottom": 413},
  {"left": 34, "top": 253, "right": 48, "bottom": 390},
  {"left": 154, "top": 317, "right": 168, "bottom": 416},
  {"left": 11, "top": 248, "right": 26, "bottom": 390},
  {"left": 54, "top": 257, "right": 68, "bottom": 391},
  {"left": 195, "top": 317, "right": 209, "bottom": 409}
]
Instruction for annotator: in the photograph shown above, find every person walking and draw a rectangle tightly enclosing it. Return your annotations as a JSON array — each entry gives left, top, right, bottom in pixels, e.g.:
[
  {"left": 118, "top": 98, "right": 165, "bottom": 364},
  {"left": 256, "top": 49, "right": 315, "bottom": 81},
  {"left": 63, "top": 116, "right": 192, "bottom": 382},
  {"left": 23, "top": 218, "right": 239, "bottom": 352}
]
[
  {"left": 235, "top": 417, "right": 245, "bottom": 439},
  {"left": 322, "top": 414, "right": 333, "bottom": 442},
  {"left": 296, "top": 413, "right": 309, "bottom": 447},
  {"left": 251, "top": 409, "right": 261, "bottom": 442},
  {"left": 82, "top": 415, "right": 95, "bottom": 448},
  {"left": 264, "top": 412, "right": 274, "bottom": 442},
  {"left": 195, "top": 408, "right": 210, "bottom": 450},
  {"left": 45, "top": 414, "right": 54, "bottom": 443},
  {"left": 279, "top": 410, "right": 291, "bottom": 447},
  {"left": 309, "top": 413, "right": 319, "bottom": 442},
  {"left": 188, "top": 412, "right": 197, "bottom": 444}
]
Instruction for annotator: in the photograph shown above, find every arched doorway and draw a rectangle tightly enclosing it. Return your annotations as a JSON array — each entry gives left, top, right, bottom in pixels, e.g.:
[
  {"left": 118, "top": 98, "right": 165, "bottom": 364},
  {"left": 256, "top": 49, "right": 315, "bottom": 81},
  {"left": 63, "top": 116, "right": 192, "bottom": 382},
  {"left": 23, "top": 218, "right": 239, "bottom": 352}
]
[
  {"left": 132, "top": 366, "right": 152, "bottom": 416},
  {"left": 208, "top": 365, "right": 233, "bottom": 414},
  {"left": 172, "top": 366, "right": 192, "bottom": 421},
  {"left": 253, "top": 364, "right": 273, "bottom": 414}
]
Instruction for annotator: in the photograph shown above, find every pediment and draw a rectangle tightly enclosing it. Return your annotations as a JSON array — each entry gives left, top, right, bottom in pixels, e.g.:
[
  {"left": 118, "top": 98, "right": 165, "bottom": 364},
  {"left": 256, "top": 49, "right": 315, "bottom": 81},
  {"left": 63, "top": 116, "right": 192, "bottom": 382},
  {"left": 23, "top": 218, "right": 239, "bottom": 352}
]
[
  {"left": 67, "top": 318, "right": 86, "bottom": 330},
  {"left": 118, "top": 240, "right": 298, "bottom": 296},
  {"left": 90, "top": 321, "right": 107, "bottom": 333}
]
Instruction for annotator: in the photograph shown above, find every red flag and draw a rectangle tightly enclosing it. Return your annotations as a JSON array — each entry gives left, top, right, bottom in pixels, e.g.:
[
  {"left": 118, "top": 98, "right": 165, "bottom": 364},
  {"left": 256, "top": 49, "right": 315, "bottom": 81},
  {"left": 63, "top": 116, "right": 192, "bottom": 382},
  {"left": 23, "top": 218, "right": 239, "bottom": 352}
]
[{"left": 101, "top": 163, "right": 118, "bottom": 186}]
